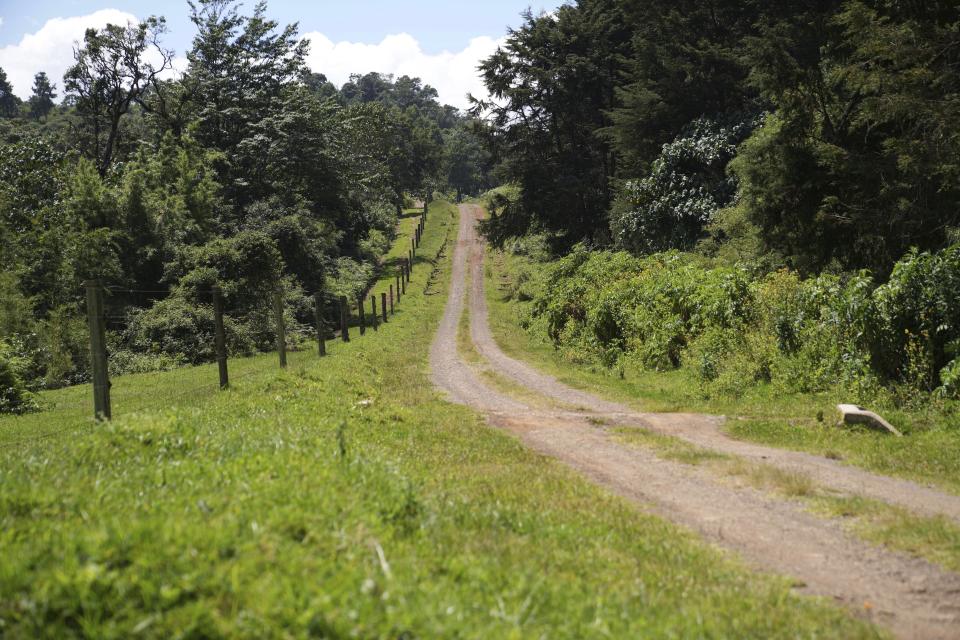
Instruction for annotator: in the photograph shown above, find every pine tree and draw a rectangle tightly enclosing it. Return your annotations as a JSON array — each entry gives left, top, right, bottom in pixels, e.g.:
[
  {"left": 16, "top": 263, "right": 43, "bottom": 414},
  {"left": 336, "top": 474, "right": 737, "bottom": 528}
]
[{"left": 28, "top": 72, "right": 56, "bottom": 121}]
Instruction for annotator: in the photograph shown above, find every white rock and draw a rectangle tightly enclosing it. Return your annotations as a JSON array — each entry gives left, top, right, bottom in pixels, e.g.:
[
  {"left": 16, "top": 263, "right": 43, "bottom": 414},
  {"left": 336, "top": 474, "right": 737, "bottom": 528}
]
[{"left": 836, "top": 404, "right": 902, "bottom": 437}]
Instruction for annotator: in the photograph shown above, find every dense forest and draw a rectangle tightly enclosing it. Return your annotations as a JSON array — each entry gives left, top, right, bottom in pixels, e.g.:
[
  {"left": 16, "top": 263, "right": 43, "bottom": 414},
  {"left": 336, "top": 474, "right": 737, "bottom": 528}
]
[
  {"left": 475, "top": 0, "right": 960, "bottom": 405},
  {"left": 0, "top": 0, "right": 493, "bottom": 411}
]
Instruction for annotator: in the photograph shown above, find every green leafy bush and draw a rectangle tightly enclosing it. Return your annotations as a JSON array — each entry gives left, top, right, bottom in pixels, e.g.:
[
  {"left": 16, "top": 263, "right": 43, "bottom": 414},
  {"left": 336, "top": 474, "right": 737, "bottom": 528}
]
[
  {"left": 610, "top": 115, "right": 759, "bottom": 254},
  {"left": 534, "top": 248, "right": 751, "bottom": 370},
  {"left": 0, "top": 339, "right": 38, "bottom": 414},
  {"left": 527, "top": 242, "right": 960, "bottom": 404},
  {"left": 37, "top": 306, "right": 90, "bottom": 388},
  {"left": 124, "top": 297, "right": 256, "bottom": 365}
]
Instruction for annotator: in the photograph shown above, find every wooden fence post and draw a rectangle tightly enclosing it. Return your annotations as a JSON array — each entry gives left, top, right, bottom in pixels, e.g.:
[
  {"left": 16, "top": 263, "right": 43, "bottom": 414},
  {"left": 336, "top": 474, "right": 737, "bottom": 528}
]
[
  {"left": 357, "top": 294, "right": 366, "bottom": 335},
  {"left": 381, "top": 292, "right": 388, "bottom": 323},
  {"left": 212, "top": 285, "right": 229, "bottom": 388},
  {"left": 314, "top": 292, "right": 326, "bottom": 356},
  {"left": 389, "top": 284, "right": 394, "bottom": 314},
  {"left": 339, "top": 295, "right": 350, "bottom": 342},
  {"left": 274, "top": 290, "right": 287, "bottom": 368},
  {"left": 371, "top": 295, "right": 378, "bottom": 331},
  {"left": 408, "top": 252, "right": 413, "bottom": 276},
  {"left": 84, "top": 279, "right": 111, "bottom": 421},
  {"left": 402, "top": 264, "right": 407, "bottom": 293}
]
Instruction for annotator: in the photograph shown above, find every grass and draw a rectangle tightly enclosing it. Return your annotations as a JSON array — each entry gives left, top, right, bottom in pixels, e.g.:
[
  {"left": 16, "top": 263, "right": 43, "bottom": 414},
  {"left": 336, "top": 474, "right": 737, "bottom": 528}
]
[
  {"left": 485, "top": 245, "right": 960, "bottom": 495},
  {"left": 811, "top": 497, "right": 960, "bottom": 574},
  {"left": 0, "top": 199, "right": 882, "bottom": 638},
  {"left": 612, "top": 427, "right": 730, "bottom": 467},
  {"left": 455, "top": 298, "right": 564, "bottom": 411}
]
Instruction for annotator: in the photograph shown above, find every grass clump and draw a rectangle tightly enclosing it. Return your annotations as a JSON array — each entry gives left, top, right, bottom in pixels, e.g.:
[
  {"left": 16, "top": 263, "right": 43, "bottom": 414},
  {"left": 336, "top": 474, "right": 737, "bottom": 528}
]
[{"left": 613, "top": 427, "right": 729, "bottom": 466}]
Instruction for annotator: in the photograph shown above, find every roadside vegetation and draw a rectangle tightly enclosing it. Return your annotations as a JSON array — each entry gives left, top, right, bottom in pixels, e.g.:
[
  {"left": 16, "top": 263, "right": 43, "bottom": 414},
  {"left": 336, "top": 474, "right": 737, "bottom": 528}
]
[
  {"left": 0, "top": 202, "right": 878, "bottom": 638},
  {"left": 485, "top": 240, "right": 960, "bottom": 495},
  {"left": 469, "top": 1, "right": 960, "bottom": 497}
]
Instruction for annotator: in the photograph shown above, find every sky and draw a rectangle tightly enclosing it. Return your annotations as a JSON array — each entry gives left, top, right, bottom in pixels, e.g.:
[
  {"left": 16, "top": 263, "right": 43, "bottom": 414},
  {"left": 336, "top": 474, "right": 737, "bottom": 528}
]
[{"left": 0, "top": 0, "right": 559, "bottom": 108}]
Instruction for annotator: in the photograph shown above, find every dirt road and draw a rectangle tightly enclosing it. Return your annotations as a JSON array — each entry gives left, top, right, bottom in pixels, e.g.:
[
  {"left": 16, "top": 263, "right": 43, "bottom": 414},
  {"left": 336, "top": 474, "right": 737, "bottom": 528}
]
[{"left": 430, "top": 204, "right": 960, "bottom": 639}]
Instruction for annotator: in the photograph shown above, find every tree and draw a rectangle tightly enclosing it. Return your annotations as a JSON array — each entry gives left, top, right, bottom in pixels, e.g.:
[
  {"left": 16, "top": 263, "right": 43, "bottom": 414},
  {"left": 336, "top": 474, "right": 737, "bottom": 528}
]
[
  {"left": 473, "top": 2, "right": 633, "bottom": 248},
  {"left": 64, "top": 17, "right": 172, "bottom": 176},
  {"left": 28, "top": 72, "right": 57, "bottom": 121},
  {"left": 0, "top": 67, "right": 19, "bottom": 118},
  {"left": 443, "top": 124, "right": 491, "bottom": 200},
  {"left": 605, "top": 0, "right": 765, "bottom": 175},
  {"left": 184, "top": 0, "right": 308, "bottom": 208},
  {"left": 610, "top": 115, "right": 758, "bottom": 254},
  {"left": 732, "top": 0, "right": 960, "bottom": 274}
]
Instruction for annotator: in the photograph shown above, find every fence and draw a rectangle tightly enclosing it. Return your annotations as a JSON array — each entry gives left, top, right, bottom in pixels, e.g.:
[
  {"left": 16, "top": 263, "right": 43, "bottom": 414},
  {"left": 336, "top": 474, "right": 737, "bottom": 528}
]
[{"left": 81, "top": 207, "right": 432, "bottom": 421}]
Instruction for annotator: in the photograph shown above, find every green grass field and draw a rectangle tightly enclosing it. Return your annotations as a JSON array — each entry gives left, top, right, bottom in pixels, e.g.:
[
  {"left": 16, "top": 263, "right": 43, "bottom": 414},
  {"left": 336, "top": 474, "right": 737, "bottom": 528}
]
[
  {"left": 484, "top": 247, "right": 960, "bottom": 496},
  {"left": 0, "top": 201, "right": 879, "bottom": 638}
]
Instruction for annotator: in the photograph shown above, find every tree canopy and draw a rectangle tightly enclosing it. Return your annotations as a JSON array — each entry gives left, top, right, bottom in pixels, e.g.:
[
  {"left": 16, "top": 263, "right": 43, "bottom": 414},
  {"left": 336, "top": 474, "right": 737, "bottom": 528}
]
[
  {"left": 475, "top": 0, "right": 960, "bottom": 275},
  {"left": 0, "top": 0, "right": 491, "bottom": 402}
]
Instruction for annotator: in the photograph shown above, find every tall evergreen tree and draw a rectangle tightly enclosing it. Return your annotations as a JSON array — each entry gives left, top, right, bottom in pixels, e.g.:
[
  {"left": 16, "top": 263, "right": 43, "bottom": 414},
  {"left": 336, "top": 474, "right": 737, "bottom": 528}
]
[
  {"left": 0, "top": 67, "right": 19, "bottom": 118},
  {"left": 28, "top": 72, "right": 56, "bottom": 121},
  {"left": 473, "top": 1, "right": 632, "bottom": 247}
]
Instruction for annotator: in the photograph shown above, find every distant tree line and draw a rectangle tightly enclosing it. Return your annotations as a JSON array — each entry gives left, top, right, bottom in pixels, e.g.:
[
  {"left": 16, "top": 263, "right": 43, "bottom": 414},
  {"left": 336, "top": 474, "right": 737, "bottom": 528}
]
[
  {"left": 473, "top": 0, "right": 960, "bottom": 276},
  {"left": 0, "top": 0, "right": 492, "bottom": 409}
]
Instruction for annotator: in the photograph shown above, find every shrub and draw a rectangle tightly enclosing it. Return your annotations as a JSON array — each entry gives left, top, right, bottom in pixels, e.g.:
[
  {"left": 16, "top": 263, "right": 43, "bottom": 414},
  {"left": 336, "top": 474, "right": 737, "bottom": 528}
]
[
  {"left": 610, "top": 115, "right": 760, "bottom": 254},
  {"left": 359, "top": 230, "right": 391, "bottom": 264},
  {"left": 533, "top": 249, "right": 752, "bottom": 370},
  {"left": 871, "top": 245, "right": 960, "bottom": 384},
  {"left": 526, "top": 241, "right": 960, "bottom": 403},
  {"left": 327, "top": 257, "right": 374, "bottom": 300},
  {"left": 125, "top": 297, "right": 255, "bottom": 365},
  {"left": 0, "top": 339, "right": 38, "bottom": 414},
  {"left": 938, "top": 351, "right": 960, "bottom": 399},
  {"left": 38, "top": 307, "right": 90, "bottom": 388},
  {"left": 107, "top": 349, "right": 187, "bottom": 377}
]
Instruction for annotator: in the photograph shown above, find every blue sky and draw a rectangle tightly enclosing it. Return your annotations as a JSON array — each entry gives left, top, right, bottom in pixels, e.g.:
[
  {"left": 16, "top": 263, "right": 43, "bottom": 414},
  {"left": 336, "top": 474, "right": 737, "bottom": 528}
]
[{"left": 0, "top": 0, "right": 559, "bottom": 107}]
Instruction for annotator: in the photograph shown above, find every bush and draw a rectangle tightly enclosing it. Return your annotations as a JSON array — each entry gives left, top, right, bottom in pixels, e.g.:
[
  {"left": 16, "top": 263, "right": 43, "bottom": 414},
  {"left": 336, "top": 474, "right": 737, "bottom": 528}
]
[
  {"left": 359, "top": 230, "right": 391, "bottom": 264},
  {"left": 533, "top": 248, "right": 752, "bottom": 370},
  {"left": 327, "top": 257, "right": 374, "bottom": 299},
  {"left": 125, "top": 297, "right": 255, "bottom": 365},
  {"left": 0, "top": 339, "right": 39, "bottom": 414},
  {"left": 108, "top": 349, "right": 187, "bottom": 377},
  {"left": 38, "top": 307, "right": 90, "bottom": 388},
  {"left": 526, "top": 241, "right": 960, "bottom": 404},
  {"left": 610, "top": 115, "right": 759, "bottom": 254},
  {"left": 871, "top": 245, "right": 960, "bottom": 384},
  {"left": 939, "top": 353, "right": 960, "bottom": 399}
]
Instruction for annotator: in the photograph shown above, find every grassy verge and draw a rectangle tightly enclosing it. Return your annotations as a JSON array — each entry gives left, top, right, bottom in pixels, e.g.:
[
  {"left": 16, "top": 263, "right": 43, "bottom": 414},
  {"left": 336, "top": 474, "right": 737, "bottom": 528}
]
[
  {"left": 0, "top": 201, "right": 879, "bottom": 637},
  {"left": 486, "top": 246, "right": 960, "bottom": 495},
  {"left": 612, "top": 426, "right": 960, "bottom": 574},
  {"left": 456, "top": 294, "right": 562, "bottom": 411}
]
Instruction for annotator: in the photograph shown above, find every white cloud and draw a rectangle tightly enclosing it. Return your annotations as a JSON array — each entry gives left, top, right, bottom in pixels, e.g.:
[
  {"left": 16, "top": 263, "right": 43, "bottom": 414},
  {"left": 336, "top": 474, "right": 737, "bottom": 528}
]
[
  {"left": 0, "top": 9, "right": 138, "bottom": 99},
  {"left": 0, "top": 14, "right": 500, "bottom": 108},
  {"left": 303, "top": 32, "right": 503, "bottom": 109}
]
